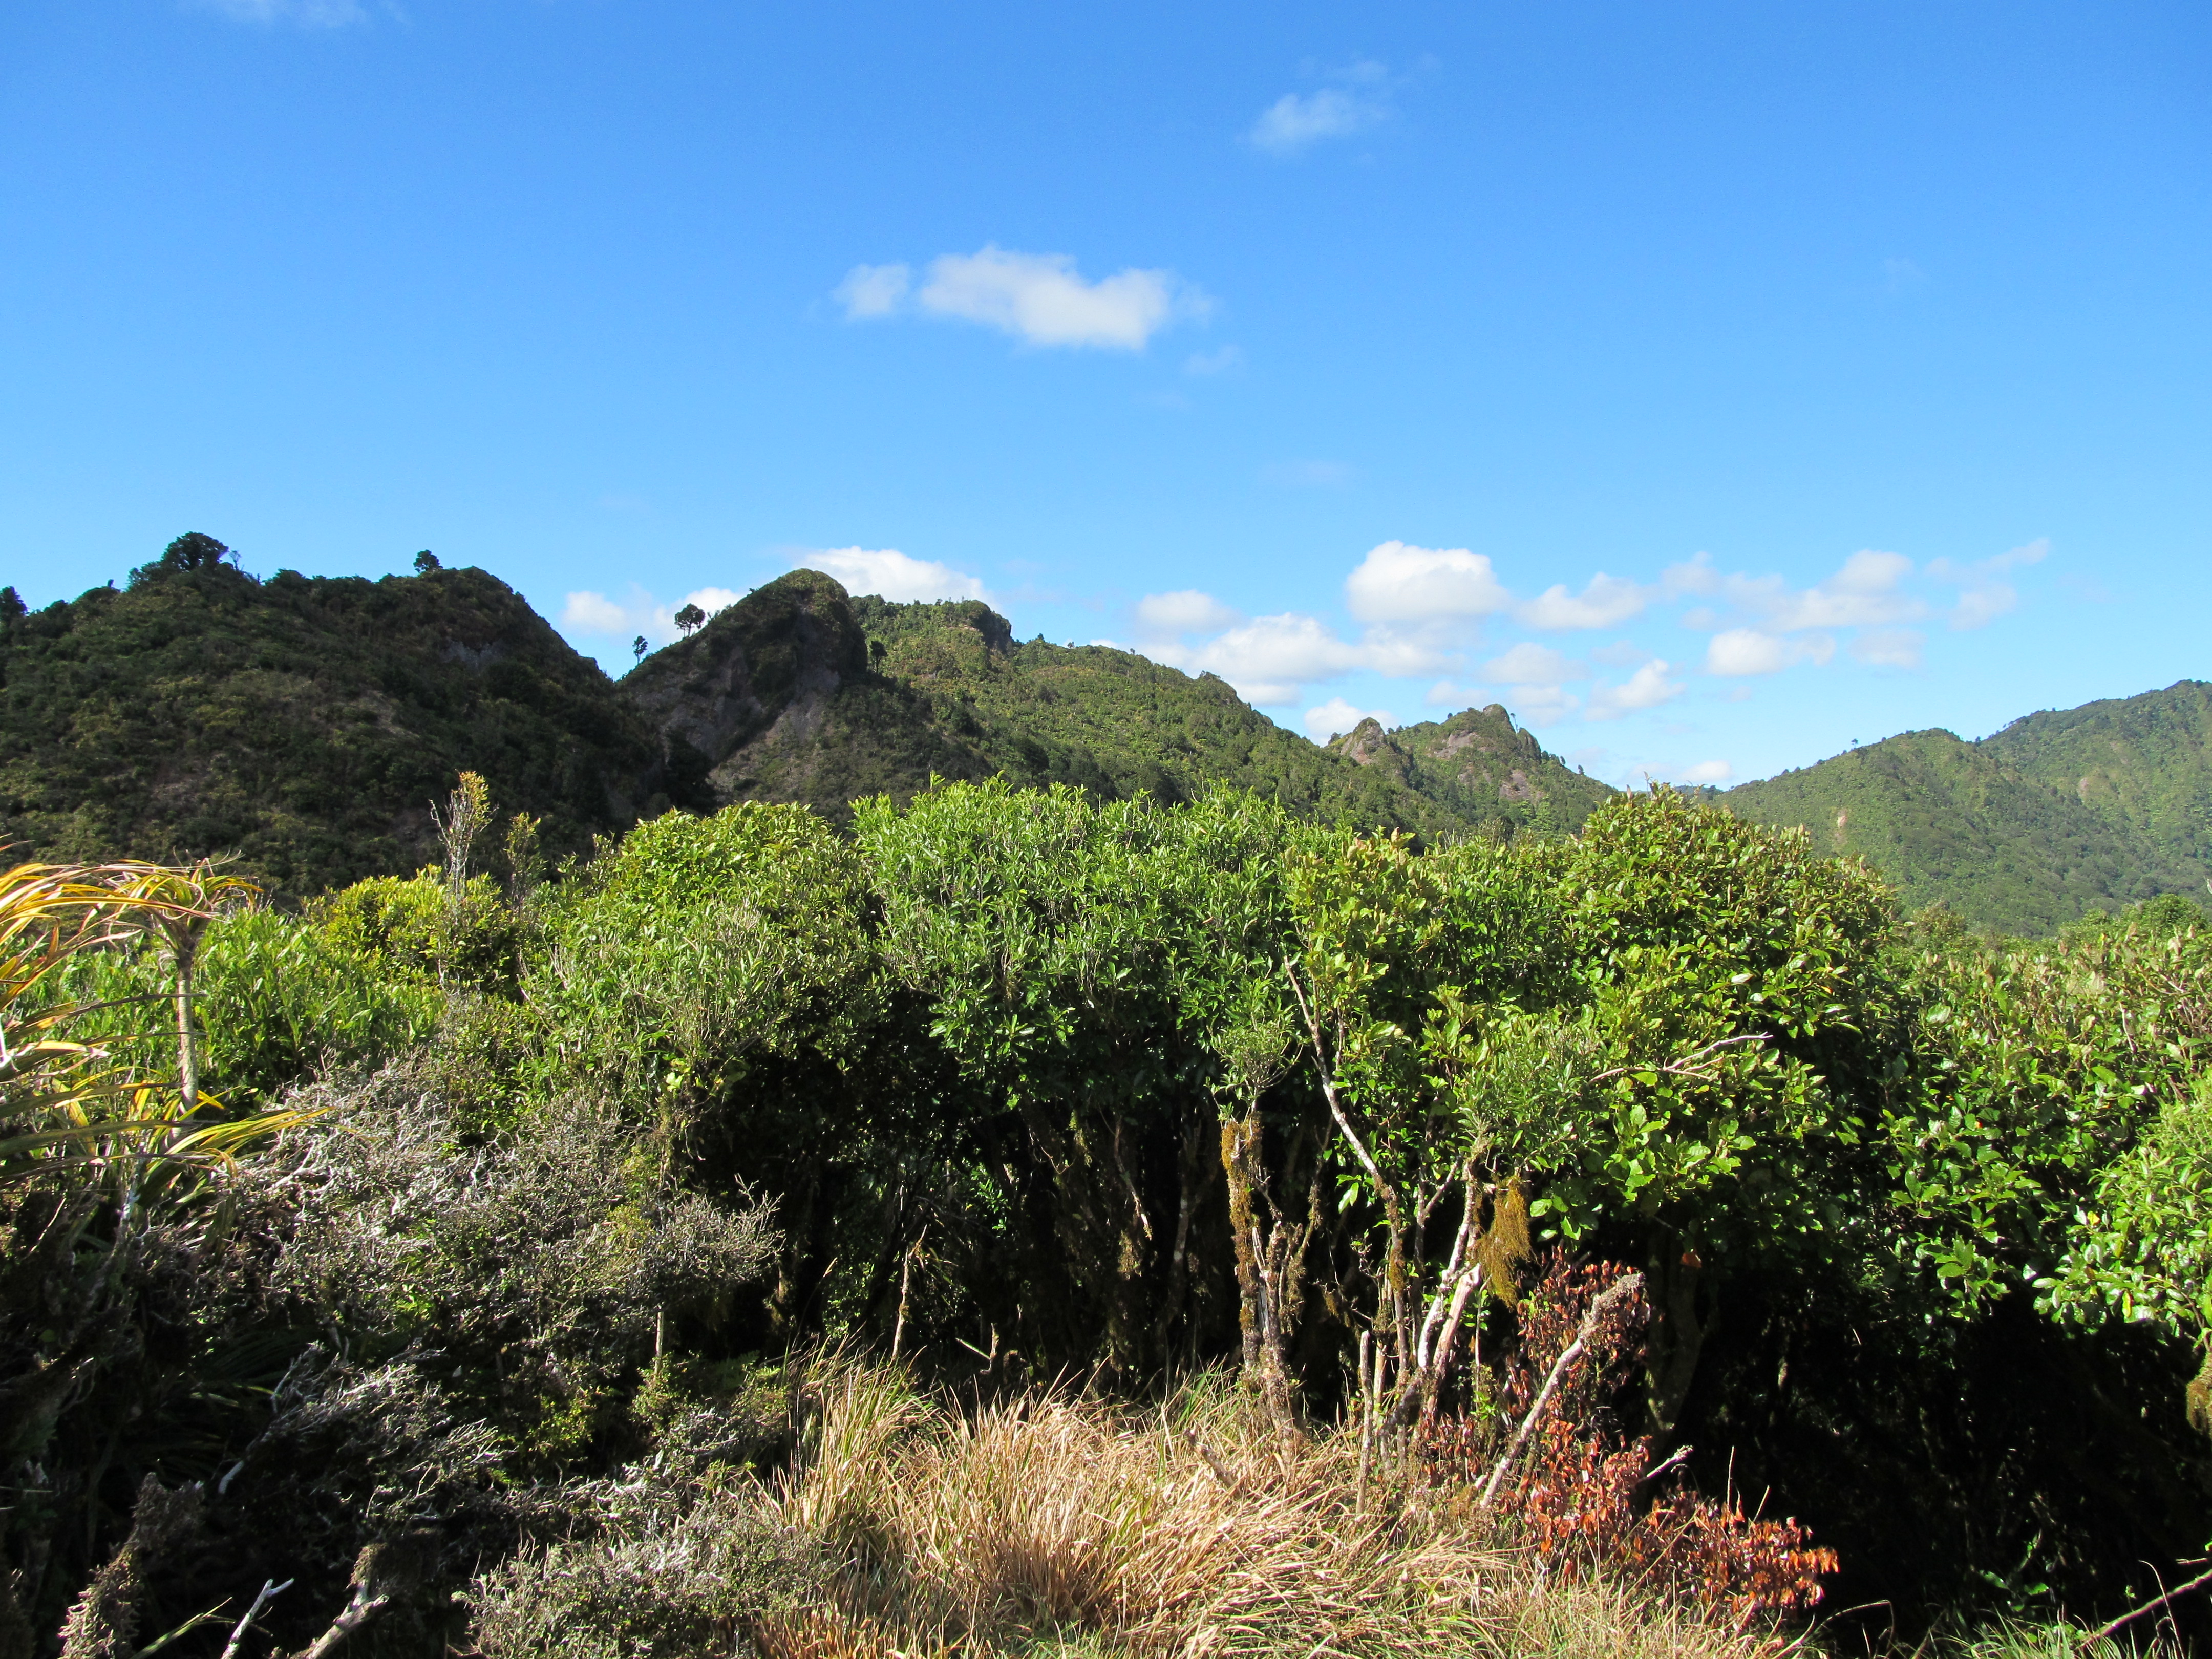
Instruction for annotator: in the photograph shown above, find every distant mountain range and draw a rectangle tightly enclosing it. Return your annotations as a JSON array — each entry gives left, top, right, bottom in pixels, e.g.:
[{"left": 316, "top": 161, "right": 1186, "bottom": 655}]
[{"left": 2, "top": 547, "right": 2202, "bottom": 932}]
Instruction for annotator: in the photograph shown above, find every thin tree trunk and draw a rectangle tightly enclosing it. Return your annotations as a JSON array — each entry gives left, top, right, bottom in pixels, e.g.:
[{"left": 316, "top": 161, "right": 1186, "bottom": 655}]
[{"left": 173, "top": 938, "right": 199, "bottom": 1115}]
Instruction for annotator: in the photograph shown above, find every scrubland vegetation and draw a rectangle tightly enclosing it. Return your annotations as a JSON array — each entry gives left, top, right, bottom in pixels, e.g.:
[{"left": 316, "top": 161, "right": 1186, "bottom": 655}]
[{"left": 4, "top": 777, "right": 2208, "bottom": 1657}]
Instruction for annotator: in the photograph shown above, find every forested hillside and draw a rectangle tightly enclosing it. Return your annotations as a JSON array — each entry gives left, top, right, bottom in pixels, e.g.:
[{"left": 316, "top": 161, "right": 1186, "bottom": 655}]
[
  {"left": 0, "top": 538, "right": 662, "bottom": 896},
  {"left": 1721, "top": 682, "right": 2212, "bottom": 934}
]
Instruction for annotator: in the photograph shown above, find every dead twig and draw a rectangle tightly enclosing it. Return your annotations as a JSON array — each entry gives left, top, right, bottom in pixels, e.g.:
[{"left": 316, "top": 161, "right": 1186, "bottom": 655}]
[
  {"left": 219, "top": 1579, "right": 292, "bottom": 1659},
  {"left": 2080, "top": 1563, "right": 2212, "bottom": 1647}
]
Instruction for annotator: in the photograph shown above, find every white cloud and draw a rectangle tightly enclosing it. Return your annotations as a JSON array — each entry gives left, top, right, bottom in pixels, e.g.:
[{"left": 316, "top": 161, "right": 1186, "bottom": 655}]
[
  {"left": 1481, "top": 642, "right": 1586, "bottom": 686},
  {"left": 909, "top": 246, "right": 1207, "bottom": 350},
  {"left": 1503, "top": 685, "right": 1581, "bottom": 728},
  {"left": 1516, "top": 572, "right": 1648, "bottom": 630},
  {"left": 1705, "top": 628, "right": 1835, "bottom": 677},
  {"left": 1585, "top": 660, "right": 1684, "bottom": 720},
  {"left": 562, "top": 591, "right": 632, "bottom": 634},
  {"left": 834, "top": 263, "right": 911, "bottom": 320},
  {"left": 799, "top": 547, "right": 986, "bottom": 604},
  {"left": 1661, "top": 551, "right": 1721, "bottom": 597},
  {"left": 1304, "top": 697, "right": 1396, "bottom": 741},
  {"left": 1249, "top": 60, "right": 1392, "bottom": 154},
  {"left": 1176, "top": 612, "right": 1369, "bottom": 706},
  {"left": 192, "top": 0, "right": 365, "bottom": 23},
  {"left": 1250, "top": 89, "right": 1374, "bottom": 153},
  {"left": 1184, "top": 345, "right": 1243, "bottom": 376},
  {"left": 1851, "top": 628, "right": 1925, "bottom": 669},
  {"left": 1135, "top": 589, "right": 1243, "bottom": 636},
  {"left": 1344, "top": 542, "right": 1511, "bottom": 624},
  {"left": 561, "top": 584, "right": 745, "bottom": 649},
  {"left": 1932, "top": 537, "right": 2047, "bottom": 630},
  {"left": 1678, "top": 760, "right": 1734, "bottom": 784},
  {"left": 1724, "top": 549, "right": 1922, "bottom": 632}
]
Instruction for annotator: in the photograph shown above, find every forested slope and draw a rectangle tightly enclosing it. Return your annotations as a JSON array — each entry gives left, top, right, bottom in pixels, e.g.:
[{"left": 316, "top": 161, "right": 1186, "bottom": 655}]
[
  {"left": 0, "top": 542, "right": 660, "bottom": 896},
  {"left": 1720, "top": 683, "right": 2211, "bottom": 934}
]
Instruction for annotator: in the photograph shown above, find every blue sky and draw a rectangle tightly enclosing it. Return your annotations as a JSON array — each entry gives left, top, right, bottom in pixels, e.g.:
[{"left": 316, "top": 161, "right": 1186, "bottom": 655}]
[{"left": 4, "top": 2, "right": 2206, "bottom": 788}]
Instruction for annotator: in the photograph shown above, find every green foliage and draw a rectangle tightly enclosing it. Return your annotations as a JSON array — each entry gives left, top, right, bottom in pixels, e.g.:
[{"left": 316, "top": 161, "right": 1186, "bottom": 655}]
[
  {"left": 539, "top": 803, "right": 875, "bottom": 1112},
  {"left": 1878, "top": 921, "right": 2210, "bottom": 1311},
  {"left": 312, "top": 868, "right": 525, "bottom": 993},
  {"left": 2046, "top": 1073, "right": 2212, "bottom": 1353},
  {"left": 49, "top": 902, "right": 440, "bottom": 1110},
  {"left": 8, "top": 769, "right": 2212, "bottom": 1647}
]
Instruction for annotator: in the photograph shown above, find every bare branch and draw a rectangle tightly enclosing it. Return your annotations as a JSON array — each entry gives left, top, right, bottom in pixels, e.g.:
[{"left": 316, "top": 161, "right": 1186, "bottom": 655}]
[{"left": 1477, "top": 1271, "right": 1645, "bottom": 1507}]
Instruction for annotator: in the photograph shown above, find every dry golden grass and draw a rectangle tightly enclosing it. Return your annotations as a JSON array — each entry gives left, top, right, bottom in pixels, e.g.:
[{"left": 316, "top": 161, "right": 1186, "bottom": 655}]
[{"left": 752, "top": 1361, "right": 1798, "bottom": 1659}]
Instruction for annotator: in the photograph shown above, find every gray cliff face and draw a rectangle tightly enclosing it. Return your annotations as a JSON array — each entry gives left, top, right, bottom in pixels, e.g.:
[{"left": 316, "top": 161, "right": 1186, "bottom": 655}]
[{"left": 620, "top": 570, "right": 873, "bottom": 804}]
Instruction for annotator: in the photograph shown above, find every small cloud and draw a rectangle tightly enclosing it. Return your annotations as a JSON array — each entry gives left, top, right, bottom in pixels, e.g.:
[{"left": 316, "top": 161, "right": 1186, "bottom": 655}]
[
  {"left": 834, "top": 263, "right": 912, "bottom": 320},
  {"left": 1135, "top": 589, "right": 1243, "bottom": 636},
  {"left": 1481, "top": 642, "right": 1586, "bottom": 686},
  {"left": 1704, "top": 549, "right": 1924, "bottom": 634},
  {"left": 1882, "top": 257, "right": 1925, "bottom": 294},
  {"left": 902, "top": 245, "right": 1207, "bottom": 350},
  {"left": 1504, "top": 685, "right": 1581, "bottom": 727},
  {"left": 1157, "top": 612, "right": 1368, "bottom": 705},
  {"left": 561, "top": 583, "right": 743, "bottom": 648},
  {"left": 1304, "top": 696, "right": 1396, "bottom": 742},
  {"left": 797, "top": 547, "right": 986, "bottom": 604},
  {"left": 1705, "top": 628, "right": 1835, "bottom": 677},
  {"left": 190, "top": 0, "right": 365, "bottom": 23},
  {"left": 1585, "top": 660, "right": 1684, "bottom": 720},
  {"left": 1931, "top": 537, "right": 2048, "bottom": 630},
  {"left": 1851, "top": 628, "right": 1924, "bottom": 669},
  {"left": 1183, "top": 345, "right": 1244, "bottom": 376},
  {"left": 1678, "top": 759, "right": 1733, "bottom": 785},
  {"left": 1516, "top": 572, "right": 1648, "bottom": 630},
  {"left": 562, "top": 591, "right": 632, "bottom": 634},
  {"left": 1661, "top": 551, "right": 1721, "bottom": 598},
  {"left": 1344, "top": 541, "right": 1511, "bottom": 624},
  {"left": 1261, "top": 459, "right": 1356, "bottom": 487},
  {"left": 1249, "top": 59, "right": 1395, "bottom": 155}
]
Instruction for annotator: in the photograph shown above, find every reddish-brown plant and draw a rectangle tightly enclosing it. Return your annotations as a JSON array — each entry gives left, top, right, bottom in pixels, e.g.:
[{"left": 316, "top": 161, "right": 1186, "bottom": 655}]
[{"left": 1419, "top": 1252, "right": 1838, "bottom": 1632}]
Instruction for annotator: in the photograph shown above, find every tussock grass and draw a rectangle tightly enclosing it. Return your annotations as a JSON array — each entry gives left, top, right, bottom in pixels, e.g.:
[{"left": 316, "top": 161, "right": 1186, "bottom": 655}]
[{"left": 751, "top": 1360, "right": 1794, "bottom": 1659}]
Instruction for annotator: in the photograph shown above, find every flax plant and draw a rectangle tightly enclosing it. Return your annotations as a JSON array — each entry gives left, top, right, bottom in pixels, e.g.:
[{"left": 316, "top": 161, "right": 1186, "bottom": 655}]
[{"left": 0, "top": 856, "right": 316, "bottom": 1189}]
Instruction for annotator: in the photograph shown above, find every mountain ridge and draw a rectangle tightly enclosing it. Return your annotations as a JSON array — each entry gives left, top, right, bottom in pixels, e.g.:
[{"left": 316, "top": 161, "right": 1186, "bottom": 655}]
[{"left": 6, "top": 538, "right": 2201, "bottom": 935}]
